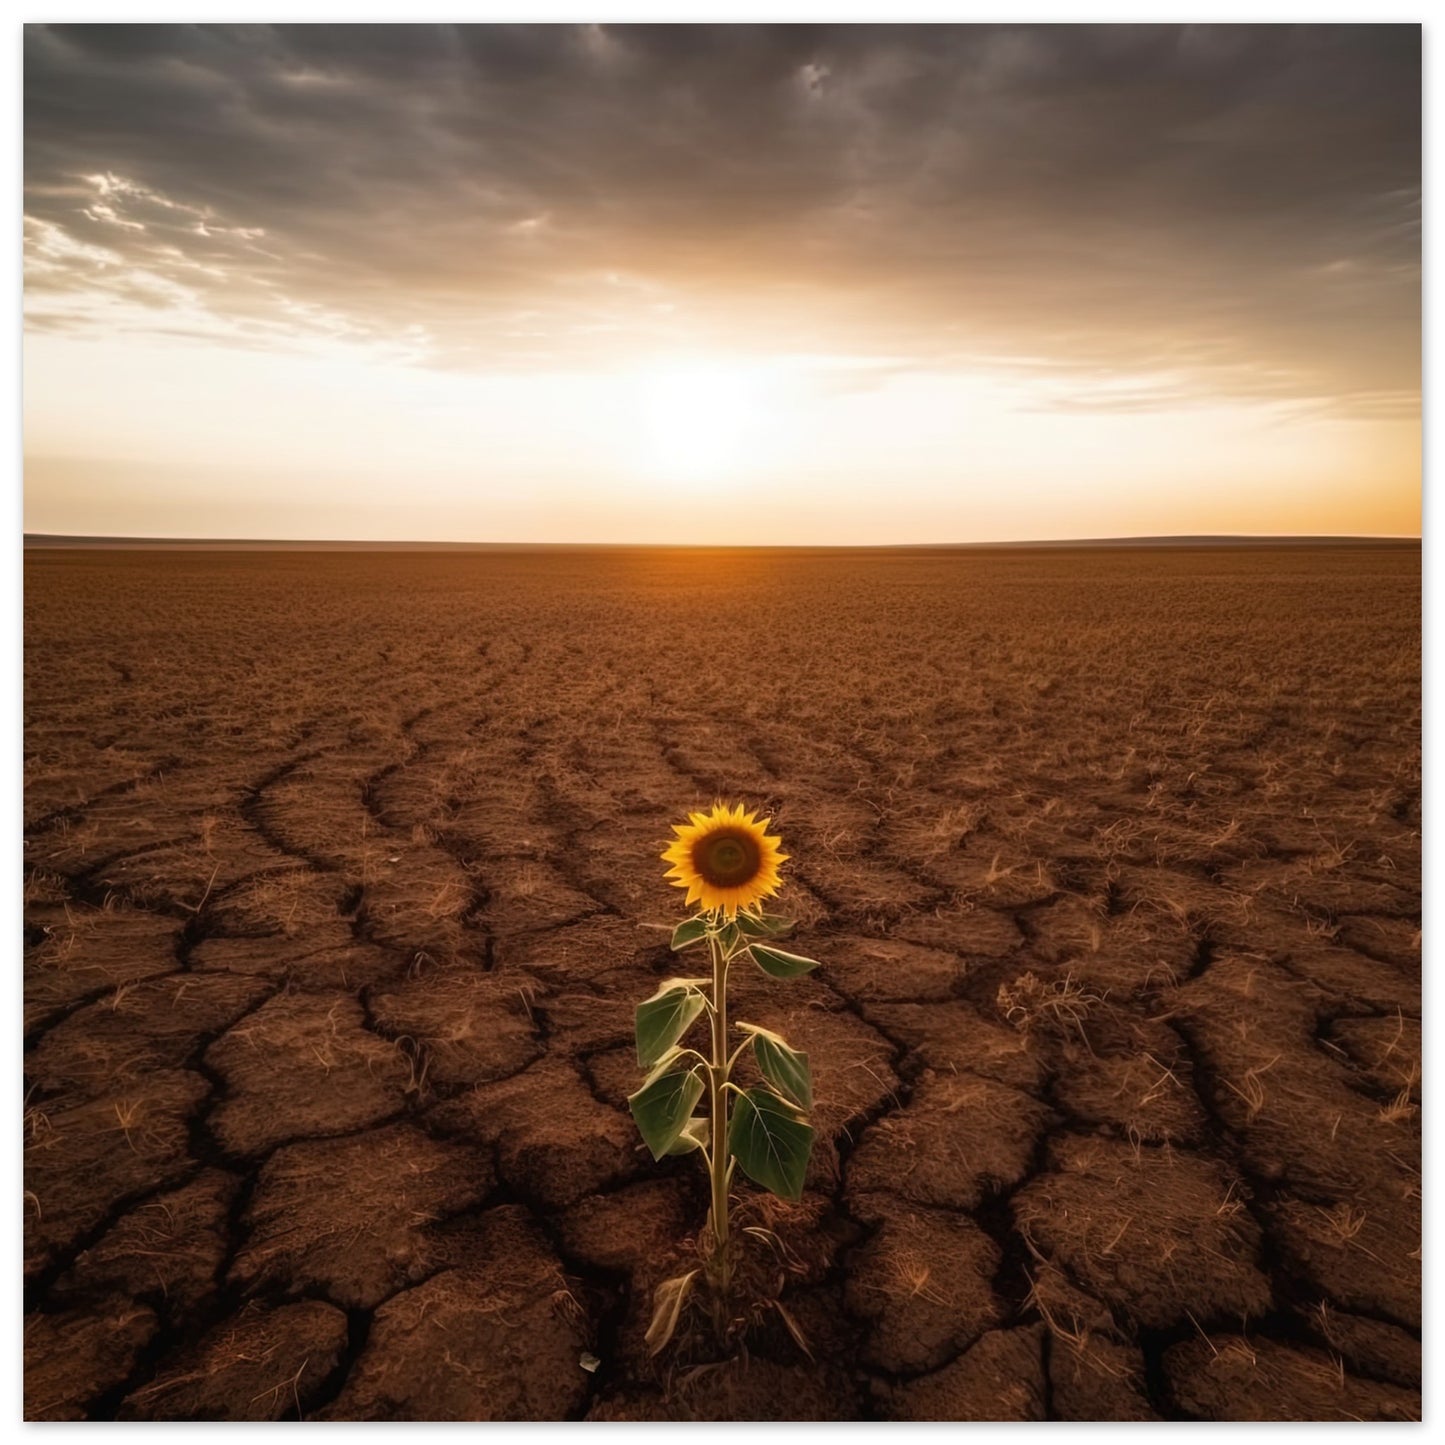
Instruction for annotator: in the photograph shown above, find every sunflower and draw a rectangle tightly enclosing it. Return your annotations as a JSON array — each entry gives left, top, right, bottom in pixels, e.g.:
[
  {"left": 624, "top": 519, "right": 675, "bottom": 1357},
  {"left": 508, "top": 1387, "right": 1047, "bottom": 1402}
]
[{"left": 661, "top": 802, "right": 788, "bottom": 918}]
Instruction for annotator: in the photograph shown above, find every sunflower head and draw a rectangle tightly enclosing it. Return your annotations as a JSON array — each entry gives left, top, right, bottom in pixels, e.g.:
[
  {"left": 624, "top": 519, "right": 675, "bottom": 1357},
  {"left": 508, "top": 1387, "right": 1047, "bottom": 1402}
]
[{"left": 661, "top": 801, "right": 788, "bottom": 919}]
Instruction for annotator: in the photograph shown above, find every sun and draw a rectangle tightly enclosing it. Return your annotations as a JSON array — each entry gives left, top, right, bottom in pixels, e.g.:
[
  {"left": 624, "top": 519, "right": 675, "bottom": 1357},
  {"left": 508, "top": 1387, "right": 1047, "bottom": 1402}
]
[{"left": 634, "top": 359, "right": 766, "bottom": 487}]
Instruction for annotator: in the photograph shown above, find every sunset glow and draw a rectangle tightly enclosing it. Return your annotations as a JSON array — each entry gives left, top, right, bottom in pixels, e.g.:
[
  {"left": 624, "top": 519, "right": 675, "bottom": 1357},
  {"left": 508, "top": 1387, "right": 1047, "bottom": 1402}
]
[
  {"left": 22, "top": 23, "right": 1421, "bottom": 543},
  {"left": 634, "top": 359, "right": 774, "bottom": 489}
]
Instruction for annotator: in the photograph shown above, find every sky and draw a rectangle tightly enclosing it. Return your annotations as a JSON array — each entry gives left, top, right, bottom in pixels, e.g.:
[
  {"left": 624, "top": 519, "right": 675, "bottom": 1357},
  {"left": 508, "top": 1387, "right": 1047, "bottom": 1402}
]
[{"left": 21, "top": 21, "right": 1422, "bottom": 543}]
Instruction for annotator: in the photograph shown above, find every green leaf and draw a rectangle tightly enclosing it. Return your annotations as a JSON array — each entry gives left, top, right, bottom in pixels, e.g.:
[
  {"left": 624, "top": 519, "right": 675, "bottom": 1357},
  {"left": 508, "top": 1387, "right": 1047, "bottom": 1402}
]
[
  {"left": 737, "top": 912, "right": 793, "bottom": 939},
  {"left": 715, "top": 921, "right": 743, "bottom": 957},
  {"left": 737, "top": 1025, "right": 812, "bottom": 1111},
  {"left": 670, "top": 917, "right": 709, "bottom": 951},
  {"left": 645, "top": 1269, "right": 699, "bottom": 1355},
  {"left": 635, "top": 978, "right": 709, "bottom": 1068},
  {"left": 629, "top": 1067, "right": 705, "bottom": 1160},
  {"left": 638, "top": 1043, "right": 684, "bottom": 1084},
  {"left": 728, "top": 1086, "right": 814, "bottom": 1202},
  {"left": 748, "top": 944, "right": 820, "bottom": 980},
  {"left": 664, "top": 1117, "right": 710, "bottom": 1156}
]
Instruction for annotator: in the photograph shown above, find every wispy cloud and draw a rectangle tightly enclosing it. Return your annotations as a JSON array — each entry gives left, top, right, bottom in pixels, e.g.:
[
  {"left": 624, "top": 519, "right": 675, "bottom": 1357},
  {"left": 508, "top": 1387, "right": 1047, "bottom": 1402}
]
[{"left": 23, "top": 22, "right": 1420, "bottom": 415}]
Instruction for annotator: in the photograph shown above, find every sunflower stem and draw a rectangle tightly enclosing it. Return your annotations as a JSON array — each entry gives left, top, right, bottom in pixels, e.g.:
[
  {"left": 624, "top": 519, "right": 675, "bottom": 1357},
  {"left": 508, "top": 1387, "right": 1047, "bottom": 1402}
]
[{"left": 706, "top": 920, "right": 732, "bottom": 1314}]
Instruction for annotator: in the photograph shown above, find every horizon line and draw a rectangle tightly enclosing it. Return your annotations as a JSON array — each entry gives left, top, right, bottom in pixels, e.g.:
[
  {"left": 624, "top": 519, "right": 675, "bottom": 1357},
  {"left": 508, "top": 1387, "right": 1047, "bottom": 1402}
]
[{"left": 22, "top": 532, "right": 1423, "bottom": 553}]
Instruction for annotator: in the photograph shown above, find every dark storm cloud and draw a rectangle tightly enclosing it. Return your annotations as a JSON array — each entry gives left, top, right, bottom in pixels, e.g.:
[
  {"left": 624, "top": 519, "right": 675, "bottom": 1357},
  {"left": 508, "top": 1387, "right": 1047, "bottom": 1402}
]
[{"left": 23, "top": 23, "right": 1420, "bottom": 413}]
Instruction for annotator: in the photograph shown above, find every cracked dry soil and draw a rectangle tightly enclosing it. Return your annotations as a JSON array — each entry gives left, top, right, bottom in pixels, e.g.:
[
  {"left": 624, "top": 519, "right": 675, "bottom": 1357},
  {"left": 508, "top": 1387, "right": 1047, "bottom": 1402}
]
[{"left": 23, "top": 544, "right": 1420, "bottom": 1420}]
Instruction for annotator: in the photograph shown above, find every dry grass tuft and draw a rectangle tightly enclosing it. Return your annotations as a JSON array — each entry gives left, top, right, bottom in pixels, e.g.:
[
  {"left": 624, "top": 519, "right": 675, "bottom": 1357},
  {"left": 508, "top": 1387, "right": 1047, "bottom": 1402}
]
[
  {"left": 997, "top": 970, "right": 1109, "bottom": 1048},
  {"left": 1221, "top": 1054, "right": 1281, "bottom": 1123}
]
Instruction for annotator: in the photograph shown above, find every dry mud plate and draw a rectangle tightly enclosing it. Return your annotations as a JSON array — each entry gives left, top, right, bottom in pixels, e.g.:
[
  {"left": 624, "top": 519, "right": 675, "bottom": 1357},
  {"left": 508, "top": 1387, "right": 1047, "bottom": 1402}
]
[{"left": 23, "top": 545, "right": 1421, "bottom": 1421}]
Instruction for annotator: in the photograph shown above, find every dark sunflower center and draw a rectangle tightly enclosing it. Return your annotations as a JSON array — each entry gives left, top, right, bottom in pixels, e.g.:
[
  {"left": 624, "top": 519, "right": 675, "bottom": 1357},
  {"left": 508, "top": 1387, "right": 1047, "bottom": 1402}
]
[{"left": 692, "top": 827, "right": 762, "bottom": 889}]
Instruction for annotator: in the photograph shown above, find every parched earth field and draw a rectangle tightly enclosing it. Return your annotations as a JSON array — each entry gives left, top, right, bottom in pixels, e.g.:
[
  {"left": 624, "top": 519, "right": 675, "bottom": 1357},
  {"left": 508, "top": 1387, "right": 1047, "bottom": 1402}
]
[{"left": 22, "top": 543, "right": 1420, "bottom": 1421}]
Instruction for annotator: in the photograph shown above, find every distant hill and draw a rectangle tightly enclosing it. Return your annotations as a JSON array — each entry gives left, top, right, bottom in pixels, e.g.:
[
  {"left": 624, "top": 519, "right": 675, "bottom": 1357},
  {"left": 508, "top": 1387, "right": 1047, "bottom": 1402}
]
[
  {"left": 21, "top": 533, "right": 1421, "bottom": 552},
  {"left": 23, "top": 535, "right": 552, "bottom": 552},
  {"left": 945, "top": 534, "right": 1421, "bottom": 549}
]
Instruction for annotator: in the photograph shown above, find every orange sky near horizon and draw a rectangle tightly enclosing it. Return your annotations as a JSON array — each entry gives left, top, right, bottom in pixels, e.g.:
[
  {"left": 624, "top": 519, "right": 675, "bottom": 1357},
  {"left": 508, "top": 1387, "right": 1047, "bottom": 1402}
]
[
  {"left": 23, "top": 333, "right": 1421, "bottom": 544},
  {"left": 22, "top": 23, "right": 1421, "bottom": 544}
]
